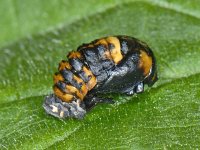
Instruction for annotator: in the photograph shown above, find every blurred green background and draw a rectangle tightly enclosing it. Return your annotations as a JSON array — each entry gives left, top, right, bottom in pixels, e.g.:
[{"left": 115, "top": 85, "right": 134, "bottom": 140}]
[
  {"left": 0, "top": 0, "right": 200, "bottom": 149},
  {"left": 1, "top": 0, "right": 200, "bottom": 47},
  {"left": 0, "top": 0, "right": 125, "bottom": 47}
]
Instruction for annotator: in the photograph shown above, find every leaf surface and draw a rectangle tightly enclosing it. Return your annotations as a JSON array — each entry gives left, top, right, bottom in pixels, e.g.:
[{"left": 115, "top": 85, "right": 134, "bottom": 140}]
[{"left": 0, "top": 0, "right": 200, "bottom": 149}]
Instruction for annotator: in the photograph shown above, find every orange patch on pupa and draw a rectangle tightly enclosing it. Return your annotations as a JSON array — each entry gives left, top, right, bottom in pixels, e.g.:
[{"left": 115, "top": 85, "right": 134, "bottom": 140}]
[
  {"left": 94, "top": 38, "right": 112, "bottom": 60},
  {"left": 66, "top": 85, "right": 84, "bottom": 100},
  {"left": 58, "top": 61, "right": 71, "bottom": 71},
  {"left": 80, "top": 44, "right": 94, "bottom": 49},
  {"left": 82, "top": 66, "right": 97, "bottom": 90},
  {"left": 139, "top": 50, "right": 152, "bottom": 77},
  {"left": 53, "top": 73, "right": 64, "bottom": 84},
  {"left": 87, "top": 44, "right": 94, "bottom": 48},
  {"left": 73, "top": 75, "right": 88, "bottom": 98},
  {"left": 53, "top": 86, "right": 73, "bottom": 102},
  {"left": 106, "top": 37, "right": 123, "bottom": 64},
  {"left": 80, "top": 83, "right": 88, "bottom": 97},
  {"left": 68, "top": 51, "right": 82, "bottom": 59},
  {"left": 95, "top": 39, "right": 108, "bottom": 46},
  {"left": 73, "top": 75, "right": 84, "bottom": 85}
]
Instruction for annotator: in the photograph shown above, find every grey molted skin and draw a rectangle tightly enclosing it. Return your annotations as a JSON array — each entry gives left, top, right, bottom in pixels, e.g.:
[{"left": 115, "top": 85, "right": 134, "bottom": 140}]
[{"left": 43, "top": 94, "right": 86, "bottom": 119}]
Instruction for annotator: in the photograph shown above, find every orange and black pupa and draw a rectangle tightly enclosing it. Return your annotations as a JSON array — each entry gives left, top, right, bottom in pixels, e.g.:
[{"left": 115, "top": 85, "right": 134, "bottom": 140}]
[{"left": 43, "top": 35, "right": 158, "bottom": 119}]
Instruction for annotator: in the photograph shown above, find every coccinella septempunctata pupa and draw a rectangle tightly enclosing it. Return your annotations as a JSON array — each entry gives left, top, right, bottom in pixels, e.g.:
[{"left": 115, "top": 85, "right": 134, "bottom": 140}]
[{"left": 43, "top": 35, "right": 158, "bottom": 119}]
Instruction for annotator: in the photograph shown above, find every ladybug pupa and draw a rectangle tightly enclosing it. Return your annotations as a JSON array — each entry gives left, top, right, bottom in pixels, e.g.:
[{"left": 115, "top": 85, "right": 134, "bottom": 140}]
[{"left": 43, "top": 35, "right": 158, "bottom": 119}]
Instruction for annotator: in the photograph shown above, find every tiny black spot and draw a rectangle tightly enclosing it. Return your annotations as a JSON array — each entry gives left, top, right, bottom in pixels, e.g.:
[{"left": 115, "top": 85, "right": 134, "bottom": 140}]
[
  {"left": 88, "top": 75, "right": 92, "bottom": 80},
  {"left": 108, "top": 43, "right": 115, "bottom": 50},
  {"left": 54, "top": 72, "right": 59, "bottom": 75}
]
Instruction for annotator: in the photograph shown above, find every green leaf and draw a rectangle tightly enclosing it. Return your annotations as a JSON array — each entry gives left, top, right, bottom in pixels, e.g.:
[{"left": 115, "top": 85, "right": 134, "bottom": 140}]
[
  {"left": 0, "top": 0, "right": 126, "bottom": 47},
  {"left": 0, "top": 0, "right": 200, "bottom": 149}
]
